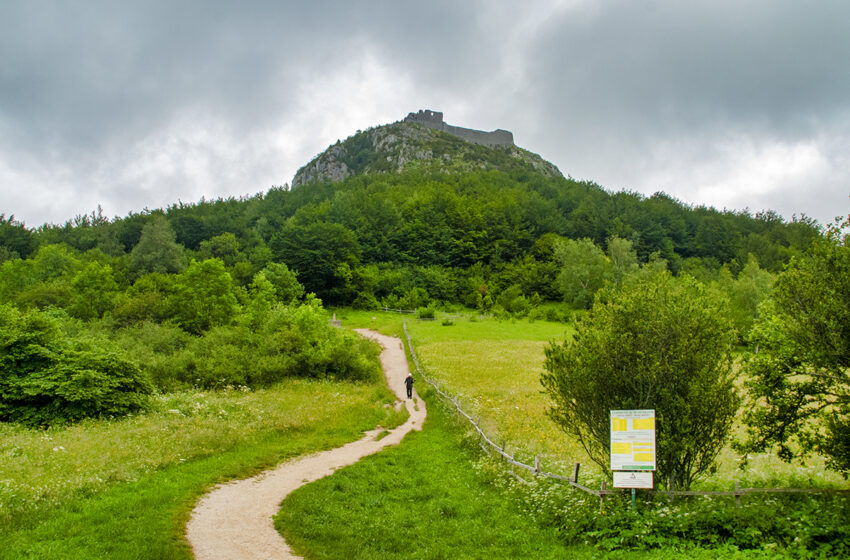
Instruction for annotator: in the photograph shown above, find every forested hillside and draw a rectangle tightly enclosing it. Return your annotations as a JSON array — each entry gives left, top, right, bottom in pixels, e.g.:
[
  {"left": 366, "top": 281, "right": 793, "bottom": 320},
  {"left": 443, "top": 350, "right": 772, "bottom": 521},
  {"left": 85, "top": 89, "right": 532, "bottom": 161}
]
[{"left": 0, "top": 121, "right": 820, "bottom": 313}]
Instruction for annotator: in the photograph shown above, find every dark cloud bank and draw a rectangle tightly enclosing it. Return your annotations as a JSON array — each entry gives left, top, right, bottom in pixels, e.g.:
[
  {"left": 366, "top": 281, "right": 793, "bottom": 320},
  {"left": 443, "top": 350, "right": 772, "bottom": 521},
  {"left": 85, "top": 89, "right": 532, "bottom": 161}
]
[{"left": 0, "top": 1, "right": 847, "bottom": 226}]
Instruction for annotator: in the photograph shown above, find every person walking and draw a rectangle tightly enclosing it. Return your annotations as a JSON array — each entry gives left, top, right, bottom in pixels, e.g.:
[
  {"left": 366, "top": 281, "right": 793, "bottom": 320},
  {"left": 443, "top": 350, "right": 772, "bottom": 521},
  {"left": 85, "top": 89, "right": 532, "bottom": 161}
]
[{"left": 404, "top": 373, "right": 414, "bottom": 399}]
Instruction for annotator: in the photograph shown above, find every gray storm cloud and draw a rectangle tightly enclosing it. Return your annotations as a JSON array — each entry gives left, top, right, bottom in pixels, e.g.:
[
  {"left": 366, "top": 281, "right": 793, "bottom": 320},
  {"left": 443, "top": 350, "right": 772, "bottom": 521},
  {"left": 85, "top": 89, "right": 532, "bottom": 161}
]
[{"left": 0, "top": 0, "right": 847, "bottom": 226}]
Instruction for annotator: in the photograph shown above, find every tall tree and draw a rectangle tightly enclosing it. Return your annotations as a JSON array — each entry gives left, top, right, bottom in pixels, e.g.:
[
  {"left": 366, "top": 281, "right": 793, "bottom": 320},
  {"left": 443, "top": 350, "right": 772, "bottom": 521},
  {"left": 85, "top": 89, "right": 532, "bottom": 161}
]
[
  {"left": 128, "top": 216, "right": 186, "bottom": 279},
  {"left": 172, "top": 259, "right": 239, "bottom": 334},
  {"left": 68, "top": 261, "right": 119, "bottom": 320},
  {"left": 269, "top": 221, "right": 360, "bottom": 303},
  {"left": 0, "top": 215, "right": 36, "bottom": 261},
  {"left": 740, "top": 218, "right": 850, "bottom": 472},
  {"left": 554, "top": 238, "right": 612, "bottom": 308}
]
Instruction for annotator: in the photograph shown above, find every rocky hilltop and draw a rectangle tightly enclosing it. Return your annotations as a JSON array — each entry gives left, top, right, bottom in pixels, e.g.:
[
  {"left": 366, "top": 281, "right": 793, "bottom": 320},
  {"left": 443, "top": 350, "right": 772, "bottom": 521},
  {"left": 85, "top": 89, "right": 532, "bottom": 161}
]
[{"left": 292, "top": 111, "right": 562, "bottom": 187}]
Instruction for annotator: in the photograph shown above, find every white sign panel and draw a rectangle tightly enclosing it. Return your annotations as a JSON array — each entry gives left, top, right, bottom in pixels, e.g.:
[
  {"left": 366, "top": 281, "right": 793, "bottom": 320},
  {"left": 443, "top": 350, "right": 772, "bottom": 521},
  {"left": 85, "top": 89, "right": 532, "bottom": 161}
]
[
  {"left": 613, "top": 471, "right": 654, "bottom": 489},
  {"left": 610, "top": 409, "right": 656, "bottom": 471}
]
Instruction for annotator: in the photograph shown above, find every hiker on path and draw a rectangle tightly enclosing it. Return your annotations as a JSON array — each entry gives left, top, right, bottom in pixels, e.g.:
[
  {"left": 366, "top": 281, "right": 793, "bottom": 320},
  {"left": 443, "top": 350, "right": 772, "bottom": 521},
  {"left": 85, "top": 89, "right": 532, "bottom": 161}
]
[{"left": 404, "top": 373, "right": 414, "bottom": 399}]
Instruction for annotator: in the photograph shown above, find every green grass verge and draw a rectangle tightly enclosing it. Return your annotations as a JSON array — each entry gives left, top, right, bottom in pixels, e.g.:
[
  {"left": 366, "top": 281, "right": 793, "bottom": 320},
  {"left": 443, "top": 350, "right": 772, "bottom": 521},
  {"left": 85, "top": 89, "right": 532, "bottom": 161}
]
[{"left": 0, "top": 378, "right": 406, "bottom": 559}]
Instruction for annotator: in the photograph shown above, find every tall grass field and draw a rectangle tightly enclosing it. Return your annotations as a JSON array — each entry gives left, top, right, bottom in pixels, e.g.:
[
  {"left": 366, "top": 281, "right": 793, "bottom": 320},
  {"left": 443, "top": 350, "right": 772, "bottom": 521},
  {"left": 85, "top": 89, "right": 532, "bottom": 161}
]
[{"left": 0, "top": 378, "right": 405, "bottom": 559}]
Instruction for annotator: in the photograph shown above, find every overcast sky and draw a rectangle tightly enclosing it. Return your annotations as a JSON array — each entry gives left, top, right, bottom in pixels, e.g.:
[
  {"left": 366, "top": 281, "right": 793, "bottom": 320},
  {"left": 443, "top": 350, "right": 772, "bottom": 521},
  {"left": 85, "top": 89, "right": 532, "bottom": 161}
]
[{"left": 1, "top": 0, "right": 848, "bottom": 227}]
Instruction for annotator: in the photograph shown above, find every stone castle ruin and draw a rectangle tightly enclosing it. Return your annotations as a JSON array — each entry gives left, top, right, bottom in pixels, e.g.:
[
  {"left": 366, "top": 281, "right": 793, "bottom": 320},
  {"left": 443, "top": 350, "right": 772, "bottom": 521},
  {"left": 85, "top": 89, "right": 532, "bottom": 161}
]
[{"left": 403, "top": 110, "right": 514, "bottom": 148}]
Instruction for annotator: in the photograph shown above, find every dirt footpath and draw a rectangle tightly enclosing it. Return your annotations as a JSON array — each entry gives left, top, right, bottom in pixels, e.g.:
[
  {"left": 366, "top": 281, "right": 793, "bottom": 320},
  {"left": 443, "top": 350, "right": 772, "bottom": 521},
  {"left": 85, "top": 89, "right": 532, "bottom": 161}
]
[{"left": 185, "top": 330, "right": 425, "bottom": 560}]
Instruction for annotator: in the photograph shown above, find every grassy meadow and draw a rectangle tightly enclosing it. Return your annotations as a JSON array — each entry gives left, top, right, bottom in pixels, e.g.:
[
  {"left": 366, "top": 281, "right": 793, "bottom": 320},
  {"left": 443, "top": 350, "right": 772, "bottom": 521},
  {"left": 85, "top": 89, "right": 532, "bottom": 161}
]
[
  {"left": 0, "top": 377, "right": 405, "bottom": 559},
  {"left": 337, "top": 308, "right": 846, "bottom": 490},
  {"left": 3, "top": 307, "right": 846, "bottom": 558}
]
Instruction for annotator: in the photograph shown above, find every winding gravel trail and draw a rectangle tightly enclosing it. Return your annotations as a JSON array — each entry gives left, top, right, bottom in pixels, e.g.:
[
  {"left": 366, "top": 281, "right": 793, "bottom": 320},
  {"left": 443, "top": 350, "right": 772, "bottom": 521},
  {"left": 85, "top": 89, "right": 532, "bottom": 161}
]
[{"left": 186, "top": 329, "right": 426, "bottom": 560}]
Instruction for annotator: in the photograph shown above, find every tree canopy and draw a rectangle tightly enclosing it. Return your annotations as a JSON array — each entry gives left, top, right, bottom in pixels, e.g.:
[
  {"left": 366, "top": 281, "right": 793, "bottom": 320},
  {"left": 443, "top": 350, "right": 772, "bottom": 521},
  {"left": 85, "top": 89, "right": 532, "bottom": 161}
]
[{"left": 741, "top": 218, "right": 850, "bottom": 472}]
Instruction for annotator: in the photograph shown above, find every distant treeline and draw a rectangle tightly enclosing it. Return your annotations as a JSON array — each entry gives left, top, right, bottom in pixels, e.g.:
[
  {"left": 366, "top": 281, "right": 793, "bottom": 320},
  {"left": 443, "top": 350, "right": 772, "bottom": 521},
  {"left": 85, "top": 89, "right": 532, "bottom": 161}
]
[{"left": 0, "top": 170, "right": 820, "bottom": 310}]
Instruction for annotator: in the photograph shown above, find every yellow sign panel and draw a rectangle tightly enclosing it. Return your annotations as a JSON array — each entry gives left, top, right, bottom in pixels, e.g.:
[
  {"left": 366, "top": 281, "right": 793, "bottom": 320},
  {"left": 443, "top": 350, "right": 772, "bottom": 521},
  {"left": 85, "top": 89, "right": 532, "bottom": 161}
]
[
  {"left": 611, "top": 442, "right": 632, "bottom": 454},
  {"left": 611, "top": 418, "right": 628, "bottom": 431},
  {"left": 633, "top": 418, "right": 655, "bottom": 431}
]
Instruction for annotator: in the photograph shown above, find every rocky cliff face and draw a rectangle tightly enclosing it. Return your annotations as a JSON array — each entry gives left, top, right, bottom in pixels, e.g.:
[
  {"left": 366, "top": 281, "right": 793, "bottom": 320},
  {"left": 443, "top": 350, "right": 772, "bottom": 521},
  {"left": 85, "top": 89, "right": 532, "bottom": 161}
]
[{"left": 292, "top": 121, "right": 562, "bottom": 188}]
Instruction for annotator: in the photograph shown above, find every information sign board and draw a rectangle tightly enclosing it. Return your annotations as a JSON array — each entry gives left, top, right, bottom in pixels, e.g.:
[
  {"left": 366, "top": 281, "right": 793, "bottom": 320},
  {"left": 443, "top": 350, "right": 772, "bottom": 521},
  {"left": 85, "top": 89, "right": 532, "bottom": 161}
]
[{"left": 610, "top": 409, "right": 656, "bottom": 471}]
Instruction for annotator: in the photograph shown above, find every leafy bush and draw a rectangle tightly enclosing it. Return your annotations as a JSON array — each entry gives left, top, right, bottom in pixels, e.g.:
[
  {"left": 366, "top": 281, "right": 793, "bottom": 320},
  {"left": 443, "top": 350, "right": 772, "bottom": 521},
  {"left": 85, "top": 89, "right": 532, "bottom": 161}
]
[
  {"left": 112, "top": 322, "right": 191, "bottom": 391},
  {"left": 115, "top": 298, "right": 381, "bottom": 390},
  {"left": 417, "top": 307, "right": 435, "bottom": 320},
  {"left": 111, "top": 272, "right": 177, "bottom": 326},
  {"left": 492, "top": 471, "right": 850, "bottom": 555},
  {"left": 553, "top": 491, "right": 850, "bottom": 555},
  {"left": 400, "top": 287, "right": 430, "bottom": 310},
  {"left": 544, "top": 306, "right": 573, "bottom": 323},
  {"left": 741, "top": 220, "right": 850, "bottom": 472},
  {"left": 352, "top": 291, "right": 380, "bottom": 310},
  {"left": 172, "top": 258, "right": 239, "bottom": 334},
  {"left": 0, "top": 306, "right": 153, "bottom": 426},
  {"left": 497, "top": 284, "right": 531, "bottom": 316},
  {"left": 261, "top": 262, "right": 305, "bottom": 303}
]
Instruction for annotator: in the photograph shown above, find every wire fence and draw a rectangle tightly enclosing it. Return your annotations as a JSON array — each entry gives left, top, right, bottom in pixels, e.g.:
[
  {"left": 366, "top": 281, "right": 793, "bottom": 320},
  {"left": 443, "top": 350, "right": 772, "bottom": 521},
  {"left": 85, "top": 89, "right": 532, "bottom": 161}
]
[{"left": 401, "top": 320, "right": 850, "bottom": 505}]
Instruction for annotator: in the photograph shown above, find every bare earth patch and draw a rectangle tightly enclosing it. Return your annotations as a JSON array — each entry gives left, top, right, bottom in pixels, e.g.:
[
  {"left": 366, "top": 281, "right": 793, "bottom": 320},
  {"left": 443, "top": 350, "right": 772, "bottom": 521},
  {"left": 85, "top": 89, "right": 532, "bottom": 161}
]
[{"left": 185, "top": 330, "right": 426, "bottom": 560}]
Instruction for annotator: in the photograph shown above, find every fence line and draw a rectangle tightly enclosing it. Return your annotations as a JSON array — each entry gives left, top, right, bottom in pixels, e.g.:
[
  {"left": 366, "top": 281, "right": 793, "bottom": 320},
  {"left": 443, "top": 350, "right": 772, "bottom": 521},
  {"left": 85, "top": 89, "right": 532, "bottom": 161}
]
[
  {"left": 401, "top": 320, "right": 850, "bottom": 503},
  {"left": 381, "top": 307, "right": 494, "bottom": 320},
  {"left": 381, "top": 307, "right": 417, "bottom": 314},
  {"left": 403, "top": 320, "right": 604, "bottom": 497}
]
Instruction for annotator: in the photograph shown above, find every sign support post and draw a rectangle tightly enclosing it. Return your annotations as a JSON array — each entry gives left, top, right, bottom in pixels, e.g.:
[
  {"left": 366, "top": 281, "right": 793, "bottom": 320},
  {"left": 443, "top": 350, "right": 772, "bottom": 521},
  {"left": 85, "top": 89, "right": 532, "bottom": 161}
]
[{"left": 610, "top": 409, "right": 656, "bottom": 512}]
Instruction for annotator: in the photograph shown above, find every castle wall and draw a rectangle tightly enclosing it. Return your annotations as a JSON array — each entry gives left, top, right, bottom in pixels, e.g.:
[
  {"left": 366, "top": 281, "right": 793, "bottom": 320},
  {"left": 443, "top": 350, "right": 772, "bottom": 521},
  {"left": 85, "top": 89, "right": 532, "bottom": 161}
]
[
  {"left": 443, "top": 124, "right": 514, "bottom": 147},
  {"left": 404, "top": 109, "right": 514, "bottom": 147}
]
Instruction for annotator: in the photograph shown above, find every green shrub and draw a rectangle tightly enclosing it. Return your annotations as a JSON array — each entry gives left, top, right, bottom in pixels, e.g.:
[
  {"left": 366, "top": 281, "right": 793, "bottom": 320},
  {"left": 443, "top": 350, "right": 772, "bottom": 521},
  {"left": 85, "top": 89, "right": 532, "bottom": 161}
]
[
  {"left": 495, "top": 472, "right": 850, "bottom": 555},
  {"left": 172, "top": 259, "right": 239, "bottom": 334},
  {"left": 417, "top": 307, "right": 435, "bottom": 320},
  {"left": 0, "top": 306, "right": 153, "bottom": 426},
  {"left": 556, "top": 491, "right": 850, "bottom": 554},
  {"left": 497, "top": 284, "right": 531, "bottom": 316},
  {"left": 543, "top": 306, "right": 571, "bottom": 323},
  {"left": 401, "top": 287, "right": 430, "bottom": 310},
  {"left": 352, "top": 291, "right": 380, "bottom": 310},
  {"left": 117, "top": 299, "right": 382, "bottom": 390}
]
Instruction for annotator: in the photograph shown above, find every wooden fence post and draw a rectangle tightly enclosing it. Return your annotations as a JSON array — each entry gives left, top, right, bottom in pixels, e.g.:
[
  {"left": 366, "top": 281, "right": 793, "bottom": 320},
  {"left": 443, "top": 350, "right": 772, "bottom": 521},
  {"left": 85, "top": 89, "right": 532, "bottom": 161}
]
[
  {"left": 735, "top": 480, "right": 741, "bottom": 508},
  {"left": 534, "top": 456, "right": 540, "bottom": 473},
  {"left": 599, "top": 481, "right": 607, "bottom": 508},
  {"left": 573, "top": 463, "right": 581, "bottom": 483}
]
